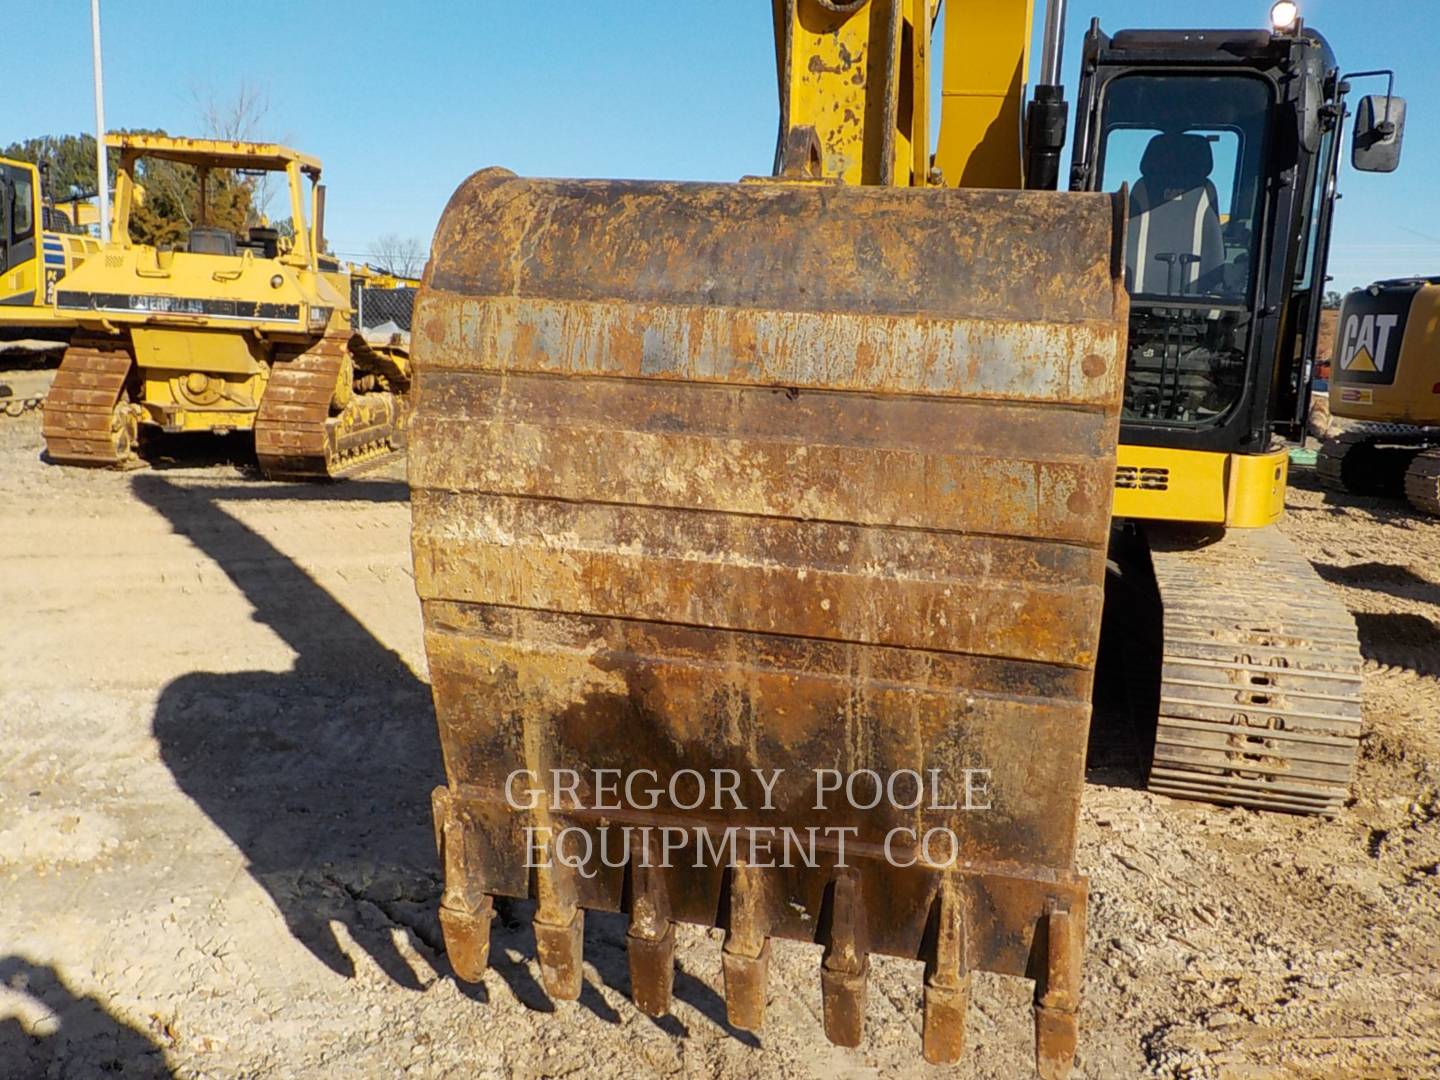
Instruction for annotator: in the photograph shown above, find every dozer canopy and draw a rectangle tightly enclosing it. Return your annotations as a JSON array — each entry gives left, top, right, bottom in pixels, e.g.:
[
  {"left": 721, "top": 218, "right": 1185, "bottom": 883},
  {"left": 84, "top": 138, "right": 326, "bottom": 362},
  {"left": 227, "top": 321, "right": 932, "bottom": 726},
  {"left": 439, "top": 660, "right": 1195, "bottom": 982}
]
[
  {"left": 409, "top": 169, "right": 1127, "bottom": 1075},
  {"left": 104, "top": 134, "right": 321, "bottom": 178}
]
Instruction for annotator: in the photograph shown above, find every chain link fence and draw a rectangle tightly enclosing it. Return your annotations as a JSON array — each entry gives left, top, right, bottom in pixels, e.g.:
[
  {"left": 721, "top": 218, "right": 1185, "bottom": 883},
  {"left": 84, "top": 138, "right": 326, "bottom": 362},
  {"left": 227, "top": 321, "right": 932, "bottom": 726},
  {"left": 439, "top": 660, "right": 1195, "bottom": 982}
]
[{"left": 349, "top": 281, "right": 416, "bottom": 332}]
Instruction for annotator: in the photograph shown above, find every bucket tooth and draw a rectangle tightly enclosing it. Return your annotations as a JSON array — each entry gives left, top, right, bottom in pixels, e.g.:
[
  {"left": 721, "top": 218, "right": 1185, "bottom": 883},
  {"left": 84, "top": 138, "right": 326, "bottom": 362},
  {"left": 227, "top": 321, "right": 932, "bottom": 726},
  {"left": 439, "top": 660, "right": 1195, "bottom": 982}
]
[
  {"left": 532, "top": 835, "right": 585, "bottom": 1001},
  {"left": 534, "top": 909, "right": 585, "bottom": 1002},
  {"left": 628, "top": 923, "right": 676, "bottom": 1017},
  {"left": 721, "top": 862, "right": 772, "bottom": 1032},
  {"left": 922, "top": 876, "right": 972, "bottom": 1065},
  {"left": 820, "top": 869, "right": 868, "bottom": 1048},
  {"left": 722, "top": 939, "right": 772, "bottom": 1033},
  {"left": 626, "top": 837, "right": 676, "bottom": 1016},
  {"left": 1033, "top": 903, "right": 1082, "bottom": 1080},
  {"left": 432, "top": 786, "right": 493, "bottom": 981},
  {"left": 821, "top": 957, "right": 869, "bottom": 1049},
  {"left": 439, "top": 898, "right": 494, "bottom": 982}
]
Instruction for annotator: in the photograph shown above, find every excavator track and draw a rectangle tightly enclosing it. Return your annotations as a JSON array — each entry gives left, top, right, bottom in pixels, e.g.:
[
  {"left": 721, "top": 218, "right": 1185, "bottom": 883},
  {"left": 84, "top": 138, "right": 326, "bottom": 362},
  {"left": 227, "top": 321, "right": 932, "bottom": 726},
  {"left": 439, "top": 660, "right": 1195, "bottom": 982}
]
[
  {"left": 40, "top": 335, "right": 141, "bottom": 468},
  {"left": 1317, "top": 428, "right": 1435, "bottom": 497},
  {"left": 254, "top": 333, "right": 407, "bottom": 481},
  {"left": 1403, "top": 449, "right": 1440, "bottom": 516},
  {"left": 1147, "top": 526, "right": 1362, "bottom": 816}
]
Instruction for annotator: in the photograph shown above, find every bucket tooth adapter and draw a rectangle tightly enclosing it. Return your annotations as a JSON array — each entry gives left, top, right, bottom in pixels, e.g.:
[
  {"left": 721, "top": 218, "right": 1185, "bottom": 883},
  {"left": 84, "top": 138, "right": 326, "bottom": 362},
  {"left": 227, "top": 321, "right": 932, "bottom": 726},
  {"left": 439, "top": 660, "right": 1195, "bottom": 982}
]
[{"left": 409, "top": 167, "right": 1127, "bottom": 1073}]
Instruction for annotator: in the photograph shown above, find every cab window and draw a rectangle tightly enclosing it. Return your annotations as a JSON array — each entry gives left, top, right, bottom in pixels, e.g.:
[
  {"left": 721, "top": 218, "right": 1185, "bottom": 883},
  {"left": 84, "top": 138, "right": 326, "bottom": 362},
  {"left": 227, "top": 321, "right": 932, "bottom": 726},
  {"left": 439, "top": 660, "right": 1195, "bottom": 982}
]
[
  {"left": 11, "top": 170, "right": 34, "bottom": 241},
  {"left": 1097, "top": 74, "right": 1271, "bottom": 302}
]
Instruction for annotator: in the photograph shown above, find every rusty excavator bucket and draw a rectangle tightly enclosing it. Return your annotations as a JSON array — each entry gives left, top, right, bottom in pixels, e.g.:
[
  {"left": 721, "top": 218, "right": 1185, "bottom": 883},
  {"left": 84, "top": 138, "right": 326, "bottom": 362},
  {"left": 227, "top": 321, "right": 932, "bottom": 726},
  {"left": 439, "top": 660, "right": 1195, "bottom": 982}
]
[{"left": 408, "top": 169, "right": 1126, "bottom": 1074}]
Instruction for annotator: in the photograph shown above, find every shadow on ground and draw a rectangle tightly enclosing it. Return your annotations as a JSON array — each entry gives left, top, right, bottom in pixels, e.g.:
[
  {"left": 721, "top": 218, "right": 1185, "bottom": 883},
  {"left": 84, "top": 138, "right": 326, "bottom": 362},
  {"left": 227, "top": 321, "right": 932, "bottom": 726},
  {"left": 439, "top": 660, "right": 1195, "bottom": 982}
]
[
  {"left": 135, "top": 473, "right": 444, "bottom": 989},
  {"left": 131, "top": 475, "right": 753, "bottom": 1041},
  {"left": 1353, "top": 611, "right": 1440, "bottom": 675},
  {"left": 0, "top": 956, "right": 172, "bottom": 1079},
  {"left": 1286, "top": 463, "right": 1423, "bottom": 526},
  {"left": 1314, "top": 560, "right": 1440, "bottom": 607}
]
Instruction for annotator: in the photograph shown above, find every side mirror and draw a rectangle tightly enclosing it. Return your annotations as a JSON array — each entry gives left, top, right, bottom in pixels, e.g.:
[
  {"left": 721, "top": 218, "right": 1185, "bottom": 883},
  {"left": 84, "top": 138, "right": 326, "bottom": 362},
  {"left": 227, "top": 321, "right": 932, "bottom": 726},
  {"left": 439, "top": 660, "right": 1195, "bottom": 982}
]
[{"left": 1353, "top": 94, "right": 1406, "bottom": 172}]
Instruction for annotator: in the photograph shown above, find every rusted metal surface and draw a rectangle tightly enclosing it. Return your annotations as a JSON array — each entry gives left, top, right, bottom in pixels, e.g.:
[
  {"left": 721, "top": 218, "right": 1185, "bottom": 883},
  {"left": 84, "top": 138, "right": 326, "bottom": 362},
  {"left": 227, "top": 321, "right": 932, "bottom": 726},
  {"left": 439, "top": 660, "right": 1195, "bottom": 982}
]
[
  {"left": 41, "top": 335, "right": 141, "bottom": 467},
  {"left": 409, "top": 169, "right": 1126, "bottom": 1074},
  {"left": 254, "top": 331, "right": 408, "bottom": 480}
]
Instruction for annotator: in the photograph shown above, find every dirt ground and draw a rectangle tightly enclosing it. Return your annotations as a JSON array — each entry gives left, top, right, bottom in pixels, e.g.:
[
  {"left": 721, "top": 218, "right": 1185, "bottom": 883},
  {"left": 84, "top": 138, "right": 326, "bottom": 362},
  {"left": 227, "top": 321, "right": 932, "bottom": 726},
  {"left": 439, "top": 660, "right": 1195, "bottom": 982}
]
[{"left": 1, "top": 404, "right": 1437, "bottom": 1080}]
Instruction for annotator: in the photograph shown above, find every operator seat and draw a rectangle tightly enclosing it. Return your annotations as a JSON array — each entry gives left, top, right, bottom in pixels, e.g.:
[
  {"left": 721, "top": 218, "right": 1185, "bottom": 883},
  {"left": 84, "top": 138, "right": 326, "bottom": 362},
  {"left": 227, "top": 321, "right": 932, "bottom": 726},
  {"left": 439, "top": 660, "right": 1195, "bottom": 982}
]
[
  {"left": 1126, "top": 133, "right": 1224, "bottom": 296},
  {"left": 188, "top": 226, "right": 237, "bottom": 256}
]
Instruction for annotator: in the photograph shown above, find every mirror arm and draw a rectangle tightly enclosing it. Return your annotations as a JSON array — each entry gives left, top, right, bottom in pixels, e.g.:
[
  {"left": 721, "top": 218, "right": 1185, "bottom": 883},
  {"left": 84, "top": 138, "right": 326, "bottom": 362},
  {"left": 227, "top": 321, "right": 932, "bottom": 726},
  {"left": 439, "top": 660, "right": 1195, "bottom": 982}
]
[{"left": 1342, "top": 68, "right": 1396, "bottom": 120}]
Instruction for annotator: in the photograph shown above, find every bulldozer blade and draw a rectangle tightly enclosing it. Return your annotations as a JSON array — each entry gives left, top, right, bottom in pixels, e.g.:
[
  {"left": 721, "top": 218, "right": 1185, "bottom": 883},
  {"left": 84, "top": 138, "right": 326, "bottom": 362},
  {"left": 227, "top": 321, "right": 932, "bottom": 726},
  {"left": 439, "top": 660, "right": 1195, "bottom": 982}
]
[{"left": 409, "top": 169, "right": 1127, "bottom": 1072}]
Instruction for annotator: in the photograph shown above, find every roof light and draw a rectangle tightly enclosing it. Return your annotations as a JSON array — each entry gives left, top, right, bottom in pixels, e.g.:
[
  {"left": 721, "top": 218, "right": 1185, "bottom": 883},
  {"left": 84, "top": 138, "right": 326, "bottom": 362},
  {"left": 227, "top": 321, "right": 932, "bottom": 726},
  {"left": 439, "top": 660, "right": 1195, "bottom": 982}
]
[{"left": 1270, "top": 1, "right": 1299, "bottom": 31}]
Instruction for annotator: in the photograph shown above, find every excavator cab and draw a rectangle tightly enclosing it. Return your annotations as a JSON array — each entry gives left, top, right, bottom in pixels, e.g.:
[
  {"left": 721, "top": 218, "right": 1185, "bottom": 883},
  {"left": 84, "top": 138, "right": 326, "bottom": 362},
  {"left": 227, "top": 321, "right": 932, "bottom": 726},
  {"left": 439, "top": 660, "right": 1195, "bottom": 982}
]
[
  {"left": 1072, "top": 17, "right": 1405, "bottom": 486},
  {"left": 1073, "top": 23, "right": 1345, "bottom": 454},
  {"left": 1071, "top": 19, "right": 1404, "bottom": 816},
  {"left": 0, "top": 156, "right": 99, "bottom": 343},
  {"left": 0, "top": 159, "right": 37, "bottom": 289}
]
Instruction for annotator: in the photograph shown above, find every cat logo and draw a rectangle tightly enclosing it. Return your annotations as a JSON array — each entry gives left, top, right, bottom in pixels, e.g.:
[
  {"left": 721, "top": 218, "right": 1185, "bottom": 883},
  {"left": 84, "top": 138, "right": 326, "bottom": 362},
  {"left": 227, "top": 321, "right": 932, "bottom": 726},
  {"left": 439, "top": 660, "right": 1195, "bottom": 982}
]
[{"left": 1337, "top": 312, "right": 1400, "bottom": 373}]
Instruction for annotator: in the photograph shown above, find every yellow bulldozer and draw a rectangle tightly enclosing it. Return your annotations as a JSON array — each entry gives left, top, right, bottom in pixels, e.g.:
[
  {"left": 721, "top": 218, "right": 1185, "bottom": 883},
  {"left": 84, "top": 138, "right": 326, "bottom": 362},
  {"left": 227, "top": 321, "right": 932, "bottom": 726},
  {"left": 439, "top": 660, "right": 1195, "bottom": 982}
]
[
  {"left": 41, "top": 134, "right": 410, "bottom": 479},
  {"left": 403, "top": 1, "right": 1400, "bottom": 1073},
  {"left": 1318, "top": 274, "right": 1440, "bottom": 514}
]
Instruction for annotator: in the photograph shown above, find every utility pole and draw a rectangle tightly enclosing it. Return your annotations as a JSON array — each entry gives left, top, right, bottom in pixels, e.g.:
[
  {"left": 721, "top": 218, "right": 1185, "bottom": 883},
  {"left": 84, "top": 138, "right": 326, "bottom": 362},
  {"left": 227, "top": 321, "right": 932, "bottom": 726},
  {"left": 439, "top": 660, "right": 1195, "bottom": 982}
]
[{"left": 90, "top": 0, "right": 110, "bottom": 241}]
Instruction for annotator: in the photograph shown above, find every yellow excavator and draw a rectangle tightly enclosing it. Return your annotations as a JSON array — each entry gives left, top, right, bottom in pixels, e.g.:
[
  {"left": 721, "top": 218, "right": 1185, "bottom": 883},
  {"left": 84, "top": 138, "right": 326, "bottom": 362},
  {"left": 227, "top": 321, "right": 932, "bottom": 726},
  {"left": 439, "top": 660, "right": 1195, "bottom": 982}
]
[
  {"left": 41, "top": 135, "right": 410, "bottom": 478},
  {"left": 1069, "top": 17, "right": 1408, "bottom": 816},
  {"left": 1318, "top": 274, "right": 1440, "bottom": 514},
  {"left": 0, "top": 155, "right": 100, "bottom": 340},
  {"left": 0, "top": 155, "right": 101, "bottom": 416},
  {"left": 404, "top": 1, "right": 1399, "bottom": 1072}
]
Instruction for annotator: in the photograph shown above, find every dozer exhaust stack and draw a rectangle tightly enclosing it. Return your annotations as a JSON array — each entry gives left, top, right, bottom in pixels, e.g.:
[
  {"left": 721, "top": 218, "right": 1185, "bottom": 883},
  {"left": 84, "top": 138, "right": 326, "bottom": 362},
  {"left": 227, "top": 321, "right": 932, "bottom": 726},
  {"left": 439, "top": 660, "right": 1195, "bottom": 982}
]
[{"left": 409, "top": 169, "right": 1127, "bottom": 1073}]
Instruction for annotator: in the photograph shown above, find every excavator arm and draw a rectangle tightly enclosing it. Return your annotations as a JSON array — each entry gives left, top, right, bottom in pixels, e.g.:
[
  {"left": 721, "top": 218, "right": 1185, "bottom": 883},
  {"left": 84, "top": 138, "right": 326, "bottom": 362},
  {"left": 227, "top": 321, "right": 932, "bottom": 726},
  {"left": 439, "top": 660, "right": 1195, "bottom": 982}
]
[{"left": 771, "top": 0, "right": 1069, "bottom": 189}]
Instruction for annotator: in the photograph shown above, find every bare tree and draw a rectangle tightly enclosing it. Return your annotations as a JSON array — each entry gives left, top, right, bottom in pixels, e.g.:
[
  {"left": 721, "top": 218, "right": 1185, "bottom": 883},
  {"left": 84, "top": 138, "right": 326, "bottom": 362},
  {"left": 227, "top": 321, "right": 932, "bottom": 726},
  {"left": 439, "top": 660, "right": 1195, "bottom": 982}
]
[
  {"left": 191, "top": 80, "right": 278, "bottom": 220},
  {"left": 369, "top": 234, "right": 427, "bottom": 279},
  {"left": 194, "top": 80, "right": 271, "bottom": 142}
]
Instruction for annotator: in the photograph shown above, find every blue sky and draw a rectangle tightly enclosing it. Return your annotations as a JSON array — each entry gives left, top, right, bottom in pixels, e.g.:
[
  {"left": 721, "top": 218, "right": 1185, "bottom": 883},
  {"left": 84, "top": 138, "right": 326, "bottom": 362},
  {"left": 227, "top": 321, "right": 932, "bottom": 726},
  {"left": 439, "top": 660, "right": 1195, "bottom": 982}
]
[{"left": 8, "top": 1, "right": 1436, "bottom": 290}]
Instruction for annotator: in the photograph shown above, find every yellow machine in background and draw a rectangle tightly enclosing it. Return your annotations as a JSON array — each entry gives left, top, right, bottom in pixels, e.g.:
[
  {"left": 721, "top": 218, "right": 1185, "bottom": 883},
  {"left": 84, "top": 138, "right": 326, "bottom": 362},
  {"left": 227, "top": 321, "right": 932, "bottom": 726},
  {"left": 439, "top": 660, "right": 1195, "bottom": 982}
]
[
  {"left": 347, "top": 263, "right": 420, "bottom": 292},
  {"left": 43, "top": 135, "right": 410, "bottom": 479},
  {"left": 0, "top": 156, "right": 100, "bottom": 341},
  {"left": 1319, "top": 276, "right": 1440, "bottom": 514}
]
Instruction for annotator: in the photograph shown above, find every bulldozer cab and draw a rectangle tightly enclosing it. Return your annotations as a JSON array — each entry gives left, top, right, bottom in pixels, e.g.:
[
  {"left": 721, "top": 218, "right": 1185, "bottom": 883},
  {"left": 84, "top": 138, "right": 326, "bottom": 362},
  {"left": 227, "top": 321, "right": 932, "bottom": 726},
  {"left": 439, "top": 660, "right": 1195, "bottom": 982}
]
[
  {"left": 1070, "top": 22, "right": 1400, "bottom": 451},
  {"left": 102, "top": 136, "right": 325, "bottom": 269},
  {"left": 52, "top": 136, "right": 347, "bottom": 337}
]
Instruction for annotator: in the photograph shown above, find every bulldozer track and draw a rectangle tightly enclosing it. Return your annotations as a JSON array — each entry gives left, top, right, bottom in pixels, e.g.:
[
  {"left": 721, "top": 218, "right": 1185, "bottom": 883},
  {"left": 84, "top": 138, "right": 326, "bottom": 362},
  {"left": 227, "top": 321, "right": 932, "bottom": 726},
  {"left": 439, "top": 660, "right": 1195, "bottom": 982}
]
[
  {"left": 1403, "top": 449, "right": 1440, "bottom": 516},
  {"left": 1148, "top": 527, "right": 1362, "bottom": 816},
  {"left": 40, "top": 337, "right": 140, "bottom": 468},
  {"left": 254, "top": 333, "right": 406, "bottom": 481}
]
